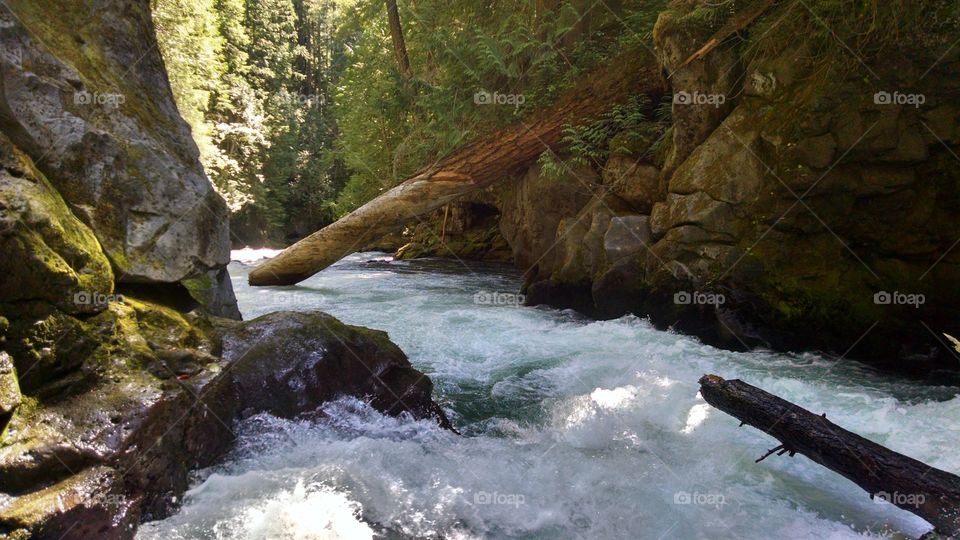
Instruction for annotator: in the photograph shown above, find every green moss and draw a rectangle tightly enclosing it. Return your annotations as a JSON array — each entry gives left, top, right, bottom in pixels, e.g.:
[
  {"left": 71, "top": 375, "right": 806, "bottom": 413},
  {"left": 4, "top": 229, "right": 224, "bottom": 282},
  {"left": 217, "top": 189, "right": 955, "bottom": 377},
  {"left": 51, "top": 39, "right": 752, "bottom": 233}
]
[{"left": 0, "top": 138, "right": 114, "bottom": 311}]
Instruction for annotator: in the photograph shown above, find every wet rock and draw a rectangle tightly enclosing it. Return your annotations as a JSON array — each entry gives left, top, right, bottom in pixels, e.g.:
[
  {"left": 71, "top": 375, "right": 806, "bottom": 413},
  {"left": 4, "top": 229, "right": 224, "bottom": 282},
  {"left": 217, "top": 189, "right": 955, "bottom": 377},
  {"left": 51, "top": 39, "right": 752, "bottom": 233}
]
[
  {"left": 0, "top": 467, "right": 139, "bottom": 540},
  {"left": 0, "top": 300, "right": 451, "bottom": 539},
  {"left": 219, "top": 311, "right": 451, "bottom": 428}
]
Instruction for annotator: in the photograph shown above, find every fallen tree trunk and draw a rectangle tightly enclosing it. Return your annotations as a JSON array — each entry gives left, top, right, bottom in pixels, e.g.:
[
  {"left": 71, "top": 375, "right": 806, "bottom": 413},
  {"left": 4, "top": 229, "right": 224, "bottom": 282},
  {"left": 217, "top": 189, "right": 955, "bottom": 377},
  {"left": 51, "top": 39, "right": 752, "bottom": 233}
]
[
  {"left": 677, "top": 0, "right": 776, "bottom": 70},
  {"left": 698, "top": 374, "right": 960, "bottom": 537},
  {"left": 249, "top": 50, "right": 666, "bottom": 286}
]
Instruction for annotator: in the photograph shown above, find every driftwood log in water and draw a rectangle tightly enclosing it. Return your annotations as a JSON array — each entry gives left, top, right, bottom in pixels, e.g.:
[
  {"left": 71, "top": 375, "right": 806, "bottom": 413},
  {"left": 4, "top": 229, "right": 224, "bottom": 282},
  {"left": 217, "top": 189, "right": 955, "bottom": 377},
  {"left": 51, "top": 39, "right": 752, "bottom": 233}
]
[
  {"left": 698, "top": 375, "right": 960, "bottom": 537},
  {"left": 249, "top": 50, "right": 666, "bottom": 286}
]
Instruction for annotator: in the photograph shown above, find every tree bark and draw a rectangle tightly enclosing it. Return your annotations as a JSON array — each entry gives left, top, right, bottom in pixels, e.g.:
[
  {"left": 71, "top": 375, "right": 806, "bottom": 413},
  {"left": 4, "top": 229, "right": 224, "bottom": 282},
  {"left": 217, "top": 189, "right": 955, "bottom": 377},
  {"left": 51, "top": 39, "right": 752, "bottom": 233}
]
[
  {"left": 698, "top": 374, "right": 960, "bottom": 537},
  {"left": 249, "top": 49, "right": 665, "bottom": 286},
  {"left": 386, "top": 0, "right": 412, "bottom": 79}
]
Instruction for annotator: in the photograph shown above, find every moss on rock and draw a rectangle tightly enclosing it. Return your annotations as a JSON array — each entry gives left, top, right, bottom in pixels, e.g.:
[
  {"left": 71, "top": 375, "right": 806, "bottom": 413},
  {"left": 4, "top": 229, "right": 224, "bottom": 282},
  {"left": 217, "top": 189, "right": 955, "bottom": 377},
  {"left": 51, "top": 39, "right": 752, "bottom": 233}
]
[{"left": 0, "top": 135, "right": 114, "bottom": 316}]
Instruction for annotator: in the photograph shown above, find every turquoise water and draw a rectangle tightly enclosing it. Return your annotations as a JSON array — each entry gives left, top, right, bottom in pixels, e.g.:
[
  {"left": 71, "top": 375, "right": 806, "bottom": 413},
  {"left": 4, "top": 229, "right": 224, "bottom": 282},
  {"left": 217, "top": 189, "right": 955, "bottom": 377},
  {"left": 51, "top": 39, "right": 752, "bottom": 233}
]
[{"left": 138, "top": 251, "right": 960, "bottom": 539}]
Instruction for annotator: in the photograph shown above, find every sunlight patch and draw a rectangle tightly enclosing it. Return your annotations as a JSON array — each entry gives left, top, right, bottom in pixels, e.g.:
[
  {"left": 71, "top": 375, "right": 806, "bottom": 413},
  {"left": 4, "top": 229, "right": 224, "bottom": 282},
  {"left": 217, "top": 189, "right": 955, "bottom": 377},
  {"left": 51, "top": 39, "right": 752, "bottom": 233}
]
[
  {"left": 590, "top": 386, "right": 638, "bottom": 409},
  {"left": 232, "top": 247, "right": 283, "bottom": 263},
  {"left": 682, "top": 403, "right": 711, "bottom": 434},
  {"left": 242, "top": 480, "right": 372, "bottom": 540}
]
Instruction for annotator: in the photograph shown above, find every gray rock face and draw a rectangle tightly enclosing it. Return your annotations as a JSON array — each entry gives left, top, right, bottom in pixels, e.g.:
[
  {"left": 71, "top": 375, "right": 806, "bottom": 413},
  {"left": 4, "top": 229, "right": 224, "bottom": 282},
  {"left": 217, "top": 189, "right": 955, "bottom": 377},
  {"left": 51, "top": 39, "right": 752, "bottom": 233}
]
[
  {"left": 653, "top": 5, "right": 740, "bottom": 176},
  {"left": 0, "top": 1, "right": 237, "bottom": 317},
  {"left": 604, "top": 216, "right": 652, "bottom": 263},
  {"left": 497, "top": 163, "right": 598, "bottom": 272},
  {"left": 602, "top": 157, "right": 663, "bottom": 212}
]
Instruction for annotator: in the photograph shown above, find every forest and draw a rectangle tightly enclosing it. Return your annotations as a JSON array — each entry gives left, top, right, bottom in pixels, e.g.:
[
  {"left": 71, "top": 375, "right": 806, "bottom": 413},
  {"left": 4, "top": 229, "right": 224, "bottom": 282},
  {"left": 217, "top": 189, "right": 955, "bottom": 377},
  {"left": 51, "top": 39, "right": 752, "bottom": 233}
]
[{"left": 151, "top": 0, "right": 668, "bottom": 244}]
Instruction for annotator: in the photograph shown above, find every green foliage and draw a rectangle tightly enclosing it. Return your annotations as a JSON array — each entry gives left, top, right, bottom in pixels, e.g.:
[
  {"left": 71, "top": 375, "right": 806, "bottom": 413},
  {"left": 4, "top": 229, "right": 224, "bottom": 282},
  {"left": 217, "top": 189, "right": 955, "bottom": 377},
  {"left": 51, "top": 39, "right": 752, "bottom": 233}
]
[
  {"left": 153, "top": 0, "right": 669, "bottom": 241},
  {"left": 151, "top": 0, "right": 226, "bottom": 167},
  {"left": 329, "top": 0, "right": 668, "bottom": 217},
  {"left": 154, "top": 0, "right": 350, "bottom": 244},
  {"left": 538, "top": 95, "right": 652, "bottom": 179}
]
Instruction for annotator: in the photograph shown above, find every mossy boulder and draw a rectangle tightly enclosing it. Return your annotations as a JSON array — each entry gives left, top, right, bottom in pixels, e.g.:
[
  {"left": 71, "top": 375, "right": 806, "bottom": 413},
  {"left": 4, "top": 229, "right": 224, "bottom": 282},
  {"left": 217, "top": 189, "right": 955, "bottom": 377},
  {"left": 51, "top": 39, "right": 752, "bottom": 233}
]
[
  {"left": 0, "top": 135, "right": 114, "bottom": 315},
  {"left": 0, "top": 1, "right": 238, "bottom": 318},
  {"left": 525, "top": 1, "right": 960, "bottom": 371},
  {"left": 0, "top": 297, "right": 451, "bottom": 539}
]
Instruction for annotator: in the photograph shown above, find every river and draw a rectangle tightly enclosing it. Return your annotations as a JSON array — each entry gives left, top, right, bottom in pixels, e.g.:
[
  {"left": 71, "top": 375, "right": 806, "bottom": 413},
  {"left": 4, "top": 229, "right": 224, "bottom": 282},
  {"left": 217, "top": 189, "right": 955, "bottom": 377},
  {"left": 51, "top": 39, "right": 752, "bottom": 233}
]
[{"left": 138, "top": 251, "right": 960, "bottom": 539}]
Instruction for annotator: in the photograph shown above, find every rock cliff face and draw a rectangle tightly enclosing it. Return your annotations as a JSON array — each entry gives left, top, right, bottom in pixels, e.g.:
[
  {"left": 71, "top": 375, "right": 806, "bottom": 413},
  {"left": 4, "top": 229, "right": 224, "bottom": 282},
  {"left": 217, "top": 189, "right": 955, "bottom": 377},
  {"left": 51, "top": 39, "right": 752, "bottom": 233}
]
[
  {"left": 0, "top": 0, "right": 237, "bottom": 317},
  {"left": 395, "top": 2, "right": 960, "bottom": 373},
  {"left": 521, "top": 3, "right": 960, "bottom": 372},
  {"left": 0, "top": 1, "right": 450, "bottom": 538}
]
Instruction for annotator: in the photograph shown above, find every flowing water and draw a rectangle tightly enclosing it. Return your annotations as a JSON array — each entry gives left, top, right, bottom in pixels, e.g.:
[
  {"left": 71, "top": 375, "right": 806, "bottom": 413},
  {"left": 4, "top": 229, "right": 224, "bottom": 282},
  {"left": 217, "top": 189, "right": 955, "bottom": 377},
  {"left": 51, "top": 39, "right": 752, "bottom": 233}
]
[{"left": 139, "top": 251, "right": 960, "bottom": 539}]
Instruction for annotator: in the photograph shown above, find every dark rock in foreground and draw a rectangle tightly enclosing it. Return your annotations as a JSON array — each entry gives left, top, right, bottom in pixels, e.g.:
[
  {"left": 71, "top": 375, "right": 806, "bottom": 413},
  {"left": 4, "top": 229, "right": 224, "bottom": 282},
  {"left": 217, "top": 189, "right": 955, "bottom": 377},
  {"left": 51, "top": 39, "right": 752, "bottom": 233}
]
[{"left": 0, "top": 300, "right": 450, "bottom": 540}]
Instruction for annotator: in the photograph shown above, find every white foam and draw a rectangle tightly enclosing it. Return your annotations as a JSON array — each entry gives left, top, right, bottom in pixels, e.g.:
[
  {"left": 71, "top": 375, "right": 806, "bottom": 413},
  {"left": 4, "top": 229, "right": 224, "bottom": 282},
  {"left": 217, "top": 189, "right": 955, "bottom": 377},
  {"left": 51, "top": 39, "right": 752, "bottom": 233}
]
[
  {"left": 138, "top": 254, "right": 958, "bottom": 539},
  {"left": 242, "top": 481, "right": 373, "bottom": 540},
  {"left": 231, "top": 247, "right": 284, "bottom": 263}
]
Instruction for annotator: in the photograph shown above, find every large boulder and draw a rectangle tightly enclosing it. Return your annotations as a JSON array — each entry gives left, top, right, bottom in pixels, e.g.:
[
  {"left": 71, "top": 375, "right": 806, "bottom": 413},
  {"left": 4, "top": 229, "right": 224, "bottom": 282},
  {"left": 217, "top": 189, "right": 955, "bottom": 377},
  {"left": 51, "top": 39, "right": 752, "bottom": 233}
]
[
  {"left": 219, "top": 311, "right": 452, "bottom": 427},
  {"left": 0, "top": 1, "right": 238, "bottom": 318},
  {"left": 0, "top": 300, "right": 450, "bottom": 539}
]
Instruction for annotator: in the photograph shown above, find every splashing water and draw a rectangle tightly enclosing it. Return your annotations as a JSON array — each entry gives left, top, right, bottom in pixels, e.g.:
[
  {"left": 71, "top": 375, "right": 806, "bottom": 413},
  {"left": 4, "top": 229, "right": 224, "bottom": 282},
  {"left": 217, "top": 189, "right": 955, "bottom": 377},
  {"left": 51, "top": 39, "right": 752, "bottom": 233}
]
[{"left": 138, "top": 252, "right": 960, "bottom": 539}]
